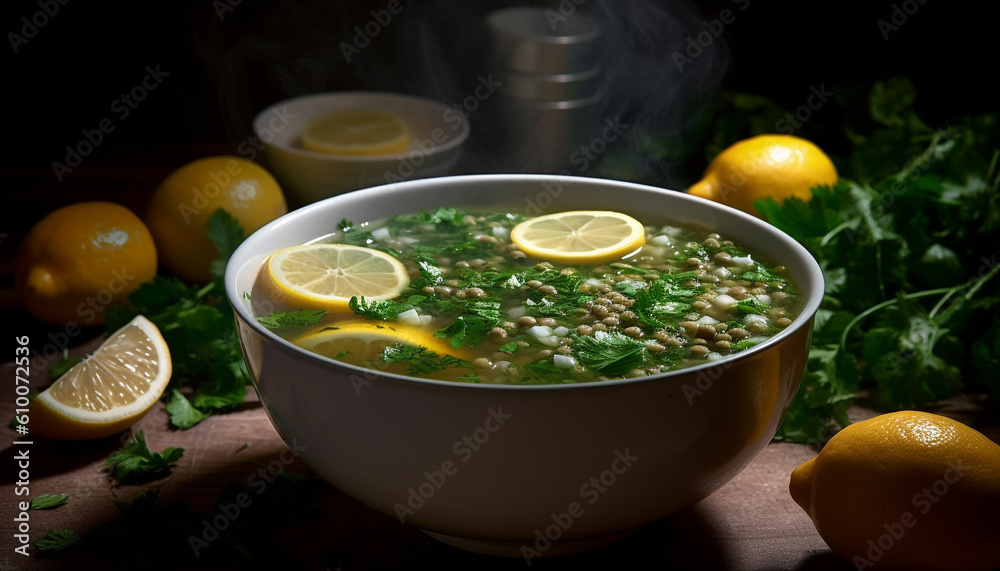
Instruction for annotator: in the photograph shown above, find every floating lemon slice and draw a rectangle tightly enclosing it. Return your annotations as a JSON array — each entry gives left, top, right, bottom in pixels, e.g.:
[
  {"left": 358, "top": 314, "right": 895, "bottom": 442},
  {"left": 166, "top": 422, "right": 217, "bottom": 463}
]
[
  {"left": 510, "top": 211, "right": 646, "bottom": 264},
  {"left": 294, "top": 319, "right": 474, "bottom": 370},
  {"left": 31, "top": 315, "right": 172, "bottom": 440},
  {"left": 301, "top": 109, "right": 410, "bottom": 156},
  {"left": 266, "top": 244, "right": 410, "bottom": 312}
]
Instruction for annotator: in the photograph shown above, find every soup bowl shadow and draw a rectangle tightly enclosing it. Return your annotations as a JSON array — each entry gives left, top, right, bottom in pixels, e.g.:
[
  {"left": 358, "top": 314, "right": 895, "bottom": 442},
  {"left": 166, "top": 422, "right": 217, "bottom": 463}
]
[{"left": 225, "top": 174, "right": 823, "bottom": 558}]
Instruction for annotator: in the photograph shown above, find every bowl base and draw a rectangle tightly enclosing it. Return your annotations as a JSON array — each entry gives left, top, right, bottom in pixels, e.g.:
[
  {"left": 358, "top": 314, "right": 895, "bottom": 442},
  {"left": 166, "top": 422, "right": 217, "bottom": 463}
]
[{"left": 421, "top": 528, "right": 634, "bottom": 558}]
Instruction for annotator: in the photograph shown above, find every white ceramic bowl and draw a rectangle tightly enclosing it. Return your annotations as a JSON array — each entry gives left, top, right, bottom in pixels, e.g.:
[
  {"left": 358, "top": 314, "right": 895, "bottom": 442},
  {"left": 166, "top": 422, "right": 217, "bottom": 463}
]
[
  {"left": 252, "top": 92, "right": 470, "bottom": 205},
  {"left": 225, "top": 174, "right": 823, "bottom": 558}
]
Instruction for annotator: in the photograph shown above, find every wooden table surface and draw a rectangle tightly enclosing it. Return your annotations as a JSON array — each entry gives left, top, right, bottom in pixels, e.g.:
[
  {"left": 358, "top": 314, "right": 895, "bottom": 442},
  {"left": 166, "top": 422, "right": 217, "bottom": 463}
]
[
  {"left": 2, "top": 331, "right": 996, "bottom": 571},
  {"left": 0, "top": 340, "right": 837, "bottom": 571}
]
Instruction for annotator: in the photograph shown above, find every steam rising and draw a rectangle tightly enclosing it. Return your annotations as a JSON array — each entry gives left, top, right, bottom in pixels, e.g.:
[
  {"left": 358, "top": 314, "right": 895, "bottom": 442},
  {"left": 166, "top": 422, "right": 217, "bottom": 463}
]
[{"left": 195, "top": 0, "right": 731, "bottom": 186}]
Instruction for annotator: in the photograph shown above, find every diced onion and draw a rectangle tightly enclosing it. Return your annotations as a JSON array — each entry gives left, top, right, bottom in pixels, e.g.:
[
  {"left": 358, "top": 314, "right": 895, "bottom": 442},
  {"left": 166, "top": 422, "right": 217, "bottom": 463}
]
[
  {"left": 371, "top": 227, "right": 391, "bottom": 241},
  {"left": 492, "top": 226, "right": 510, "bottom": 240},
  {"left": 553, "top": 326, "right": 569, "bottom": 336},
  {"left": 527, "top": 325, "right": 560, "bottom": 346},
  {"left": 651, "top": 235, "right": 673, "bottom": 246},
  {"left": 710, "top": 294, "right": 738, "bottom": 310},
  {"left": 527, "top": 325, "right": 553, "bottom": 338},
  {"left": 397, "top": 309, "right": 421, "bottom": 326},
  {"left": 712, "top": 267, "right": 732, "bottom": 279},
  {"left": 553, "top": 354, "right": 576, "bottom": 368},
  {"left": 506, "top": 306, "right": 527, "bottom": 320},
  {"left": 755, "top": 294, "right": 771, "bottom": 305},
  {"left": 732, "top": 255, "right": 754, "bottom": 266}
]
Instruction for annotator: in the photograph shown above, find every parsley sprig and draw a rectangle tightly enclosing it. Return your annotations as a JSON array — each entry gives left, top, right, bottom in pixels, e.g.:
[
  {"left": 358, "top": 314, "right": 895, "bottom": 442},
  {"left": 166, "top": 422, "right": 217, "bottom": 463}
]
[{"left": 106, "top": 430, "right": 184, "bottom": 483}]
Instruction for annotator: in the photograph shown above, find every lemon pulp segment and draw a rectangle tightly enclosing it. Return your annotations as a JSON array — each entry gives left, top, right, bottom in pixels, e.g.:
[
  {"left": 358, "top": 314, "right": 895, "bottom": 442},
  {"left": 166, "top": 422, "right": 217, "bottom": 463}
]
[{"left": 301, "top": 109, "right": 410, "bottom": 156}]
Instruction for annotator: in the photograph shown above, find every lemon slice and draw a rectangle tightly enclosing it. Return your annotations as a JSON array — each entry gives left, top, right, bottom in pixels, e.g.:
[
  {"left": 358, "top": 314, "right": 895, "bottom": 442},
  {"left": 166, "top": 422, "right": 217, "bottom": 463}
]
[
  {"left": 510, "top": 211, "right": 646, "bottom": 264},
  {"left": 31, "top": 315, "right": 172, "bottom": 440},
  {"left": 294, "top": 319, "right": 474, "bottom": 372},
  {"left": 301, "top": 109, "right": 410, "bottom": 156},
  {"left": 266, "top": 244, "right": 410, "bottom": 312}
]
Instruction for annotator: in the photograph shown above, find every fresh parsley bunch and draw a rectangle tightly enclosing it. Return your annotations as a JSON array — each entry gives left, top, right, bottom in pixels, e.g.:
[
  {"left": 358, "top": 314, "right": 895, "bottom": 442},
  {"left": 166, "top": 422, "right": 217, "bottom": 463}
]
[
  {"left": 105, "top": 209, "right": 249, "bottom": 429},
  {"left": 753, "top": 78, "right": 1000, "bottom": 443}
]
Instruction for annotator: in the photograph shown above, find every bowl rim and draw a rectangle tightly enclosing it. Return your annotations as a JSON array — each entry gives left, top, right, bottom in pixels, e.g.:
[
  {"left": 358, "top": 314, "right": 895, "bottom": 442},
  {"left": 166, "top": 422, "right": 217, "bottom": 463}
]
[
  {"left": 251, "top": 91, "right": 471, "bottom": 164},
  {"left": 226, "top": 173, "right": 824, "bottom": 392}
]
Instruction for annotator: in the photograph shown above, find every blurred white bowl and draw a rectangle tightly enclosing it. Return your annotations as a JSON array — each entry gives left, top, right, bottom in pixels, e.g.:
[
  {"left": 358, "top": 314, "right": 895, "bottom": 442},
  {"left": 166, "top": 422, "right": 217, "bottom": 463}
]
[{"left": 252, "top": 91, "right": 470, "bottom": 204}]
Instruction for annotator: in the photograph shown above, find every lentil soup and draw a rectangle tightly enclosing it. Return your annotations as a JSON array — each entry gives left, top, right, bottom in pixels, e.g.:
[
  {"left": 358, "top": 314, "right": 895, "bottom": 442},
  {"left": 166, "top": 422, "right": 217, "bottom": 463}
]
[{"left": 254, "top": 208, "right": 802, "bottom": 384}]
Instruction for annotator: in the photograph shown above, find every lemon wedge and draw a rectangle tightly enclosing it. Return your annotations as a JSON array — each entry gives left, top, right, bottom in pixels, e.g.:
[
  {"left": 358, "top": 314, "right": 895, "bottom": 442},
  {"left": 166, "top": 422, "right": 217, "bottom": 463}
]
[
  {"left": 301, "top": 109, "right": 410, "bottom": 156},
  {"left": 293, "top": 319, "right": 475, "bottom": 372},
  {"left": 266, "top": 244, "right": 410, "bottom": 312},
  {"left": 31, "top": 315, "right": 172, "bottom": 440},
  {"left": 510, "top": 211, "right": 646, "bottom": 264}
]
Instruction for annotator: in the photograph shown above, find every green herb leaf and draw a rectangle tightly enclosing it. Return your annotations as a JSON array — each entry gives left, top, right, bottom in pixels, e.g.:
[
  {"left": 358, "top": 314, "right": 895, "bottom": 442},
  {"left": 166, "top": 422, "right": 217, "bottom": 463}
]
[
  {"left": 206, "top": 208, "right": 245, "bottom": 281},
  {"left": 30, "top": 494, "right": 69, "bottom": 510},
  {"left": 165, "top": 389, "right": 210, "bottom": 429},
  {"left": 338, "top": 218, "right": 375, "bottom": 246},
  {"left": 106, "top": 431, "right": 184, "bottom": 483},
  {"left": 256, "top": 309, "right": 328, "bottom": 330},
  {"left": 571, "top": 331, "right": 645, "bottom": 376},
  {"left": 34, "top": 529, "right": 80, "bottom": 555},
  {"left": 349, "top": 296, "right": 413, "bottom": 321},
  {"left": 379, "top": 344, "right": 473, "bottom": 377}
]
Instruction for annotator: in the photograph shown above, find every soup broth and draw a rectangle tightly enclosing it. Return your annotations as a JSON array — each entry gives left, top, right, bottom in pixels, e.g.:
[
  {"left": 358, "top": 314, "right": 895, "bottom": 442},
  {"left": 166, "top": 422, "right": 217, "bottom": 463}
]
[{"left": 254, "top": 208, "right": 801, "bottom": 384}]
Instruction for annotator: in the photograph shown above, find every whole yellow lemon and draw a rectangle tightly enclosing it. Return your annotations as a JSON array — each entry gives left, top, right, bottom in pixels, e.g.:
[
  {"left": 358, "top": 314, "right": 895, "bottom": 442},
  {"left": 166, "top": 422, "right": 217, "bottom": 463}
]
[
  {"left": 14, "top": 201, "right": 157, "bottom": 326},
  {"left": 144, "top": 156, "right": 287, "bottom": 284},
  {"left": 688, "top": 134, "right": 838, "bottom": 217},
  {"left": 789, "top": 411, "right": 1000, "bottom": 571}
]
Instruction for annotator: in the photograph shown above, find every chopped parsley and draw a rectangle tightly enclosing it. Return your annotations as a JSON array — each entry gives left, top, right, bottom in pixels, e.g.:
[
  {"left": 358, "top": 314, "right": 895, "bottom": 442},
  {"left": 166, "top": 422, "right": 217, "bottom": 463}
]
[{"left": 106, "top": 431, "right": 184, "bottom": 484}]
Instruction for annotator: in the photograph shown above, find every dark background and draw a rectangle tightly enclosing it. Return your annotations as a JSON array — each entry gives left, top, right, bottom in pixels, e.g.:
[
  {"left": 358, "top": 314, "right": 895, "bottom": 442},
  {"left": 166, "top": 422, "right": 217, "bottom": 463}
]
[
  {"left": 0, "top": 0, "right": 993, "bottom": 330},
  {"left": 1, "top": 0, "right": 992, "bottom": 169}
]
